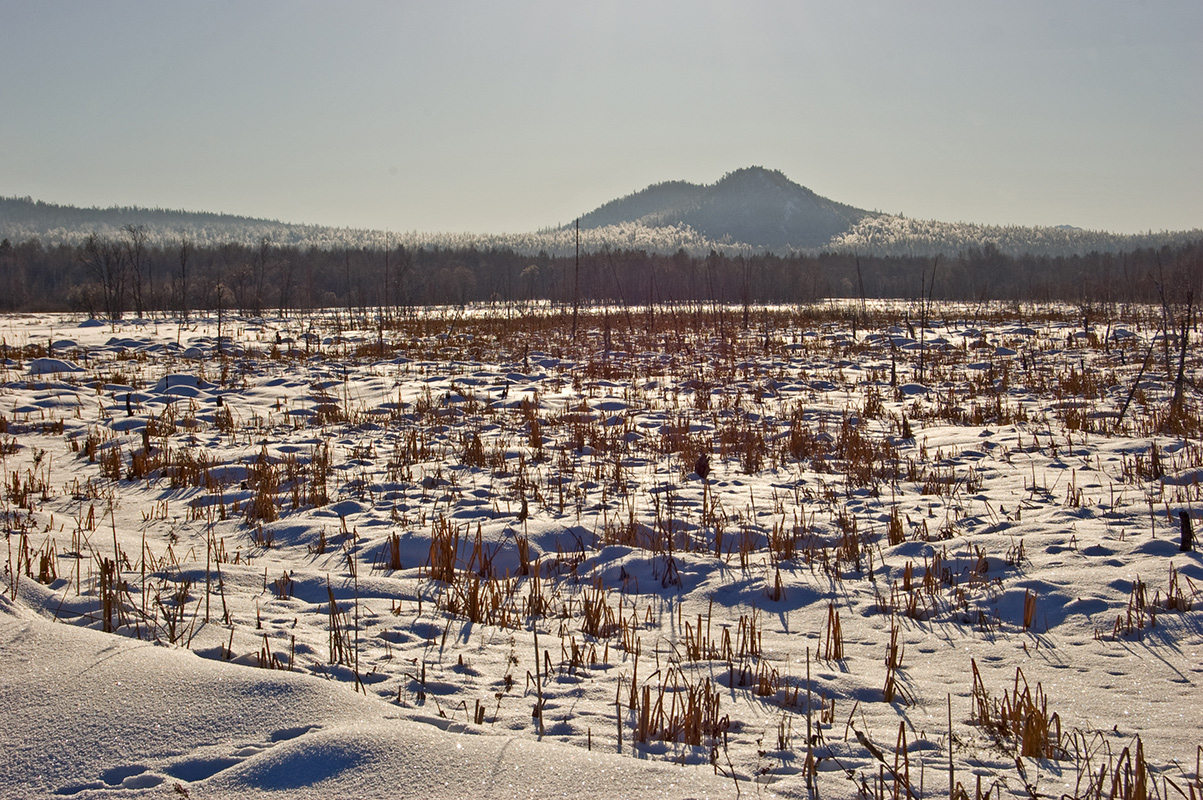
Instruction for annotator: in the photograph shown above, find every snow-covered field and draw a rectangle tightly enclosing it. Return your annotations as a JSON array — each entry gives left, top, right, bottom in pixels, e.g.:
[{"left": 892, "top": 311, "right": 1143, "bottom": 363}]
[{"left": 0, "top": 303, "right": 1199, "bottom": 799}]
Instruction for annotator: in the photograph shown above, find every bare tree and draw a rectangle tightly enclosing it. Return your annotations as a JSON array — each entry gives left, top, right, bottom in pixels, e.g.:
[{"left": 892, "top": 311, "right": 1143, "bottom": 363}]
[
  {"left": 81, "top": 232, "right": 127, "bottom": 320},
  {"left": 277, "top": 254, "right": 295, "bottom": 318},
  {"left": 1170, "top": 289, "right": 1194, "bottom": 415},
  {"left": 176, "top": 235, "right": 193, "bottom": 321},
  {"left": 173, "top": 236, "right": 193, "bottom": 346},
  {"left": 122, "top": 224, "right": 149, "bottom": 319},
  {"left": 393, "top": 245, "right": 413, "bottom": 312},
  {"left": 252, "top": 237, "right": 272, "bottom": 316},
  {"left": 0, "top": 238, "right": 23, "bottom": 311}
]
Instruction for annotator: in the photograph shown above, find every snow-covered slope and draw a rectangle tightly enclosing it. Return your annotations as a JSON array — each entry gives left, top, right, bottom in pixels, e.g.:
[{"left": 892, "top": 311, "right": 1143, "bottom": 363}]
[{"left": 0, "top": 595, "right": 731, "bottom": 799}]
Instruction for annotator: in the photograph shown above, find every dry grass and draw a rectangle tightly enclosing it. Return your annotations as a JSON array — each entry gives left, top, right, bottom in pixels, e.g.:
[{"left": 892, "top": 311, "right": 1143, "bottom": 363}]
[
  {"left": 971, "top": 660, "right": 1065, "bottom": 759},
  {"left": 5, "top": 301, "right": 1198, "bottom": 797}
]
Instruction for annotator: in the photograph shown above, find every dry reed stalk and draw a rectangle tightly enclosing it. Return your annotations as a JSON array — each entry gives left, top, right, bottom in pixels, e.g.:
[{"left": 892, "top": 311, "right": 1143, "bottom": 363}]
[
  {"left": 823, "top": 602, "right": 845, "bottom": 661},
  {"left": 326, "top": 582, "right": 351, "bottom": 665},
  {"left": 1022, "top": 589, "right": 1037, "bottom": 630},
  {"left": 970, "top": 660, "right": 1065, "bottom": 759},
  {"left": 386, "top": 532, "right": 402, "bottom": 570},
  {"left": 882, "top": 623, "right": 910, "bottom": 704},
  {"left": 766, "top": 568, "right": 786, "bottom": 601},
  {"left": 427, "top": 516, "right": 460, "bottom": 584},
  {"left": 887, "top": 507, "right": 906, "bottom": 546},
  {"left": 272, "top": 571, "right": 293, "bottom": 600},
  {"left": 99, "top": 556, "right": 117, "bottom": 633}
]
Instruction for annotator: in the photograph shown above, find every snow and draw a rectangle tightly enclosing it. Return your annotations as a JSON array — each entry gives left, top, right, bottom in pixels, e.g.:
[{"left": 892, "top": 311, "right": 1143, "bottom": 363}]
[
  {"left": 0, "top": 306, "right": 1199, "bottom": 799},
  {"left": 27, "top": 357, "right": 85, "bottom": 374},
  {"left": 0, "top": 596, "right": 731, "bottom": 799}
]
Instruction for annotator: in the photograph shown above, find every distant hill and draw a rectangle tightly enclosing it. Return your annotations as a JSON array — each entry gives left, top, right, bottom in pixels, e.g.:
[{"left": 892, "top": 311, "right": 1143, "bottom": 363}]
[
  {"left": 574, "top": 167, "right": 873, "bottom": 250},
  {"left": 0, "top": 195, "right": 723, "bottom": 257},
  {"left": 4, "top": 170, "right": 1201, "bottom": 258},
  {"left": 570, "top": 167, "right": 1203, "bottom": 256},
  {"left": 0, "top": 196, "right": 378, "bottom": 249}
]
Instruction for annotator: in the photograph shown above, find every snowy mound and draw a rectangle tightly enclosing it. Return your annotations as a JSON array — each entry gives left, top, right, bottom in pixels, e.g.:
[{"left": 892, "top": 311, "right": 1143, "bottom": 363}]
[
  {"left": 0, "top": 598, "right": 731, "bottom": 799},
  {"left": 27, "top": 357, "right": 85, "bottom": 374}
]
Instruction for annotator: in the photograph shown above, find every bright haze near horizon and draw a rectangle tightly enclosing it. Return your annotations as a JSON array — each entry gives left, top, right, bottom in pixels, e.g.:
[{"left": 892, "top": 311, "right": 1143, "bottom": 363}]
[{"left": 2, "top": 1, "right": 1200, "bottom": 236}]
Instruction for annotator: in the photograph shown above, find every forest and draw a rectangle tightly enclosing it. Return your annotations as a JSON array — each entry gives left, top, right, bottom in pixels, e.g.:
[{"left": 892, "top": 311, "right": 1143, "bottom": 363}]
[{"left": 0, "top": 228, "right": 1199, "bottom": 318}]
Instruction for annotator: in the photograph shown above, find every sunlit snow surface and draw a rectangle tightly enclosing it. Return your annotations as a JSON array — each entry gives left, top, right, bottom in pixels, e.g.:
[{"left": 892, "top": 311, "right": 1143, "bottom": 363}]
[{"left": 0, "top": 305, "right": 1199, "bottom": 799}]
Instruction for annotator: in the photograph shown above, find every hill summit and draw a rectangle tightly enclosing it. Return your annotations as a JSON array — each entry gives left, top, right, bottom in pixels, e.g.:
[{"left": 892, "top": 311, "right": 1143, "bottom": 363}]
[{"left": 573, "top": 166, "right": 872, "bottom": 250}]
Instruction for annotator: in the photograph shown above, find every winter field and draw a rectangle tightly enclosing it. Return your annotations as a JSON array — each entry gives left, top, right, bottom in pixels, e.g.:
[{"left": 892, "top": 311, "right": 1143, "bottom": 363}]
[{"left": 0, "top": 302, "right": 1200, "bottom": 800}]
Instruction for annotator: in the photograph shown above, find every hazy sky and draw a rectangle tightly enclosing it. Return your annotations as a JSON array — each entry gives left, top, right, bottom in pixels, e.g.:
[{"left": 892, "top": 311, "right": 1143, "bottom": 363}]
[{"left": 3, "top": 1, "right": 1200, "bottom": 234}]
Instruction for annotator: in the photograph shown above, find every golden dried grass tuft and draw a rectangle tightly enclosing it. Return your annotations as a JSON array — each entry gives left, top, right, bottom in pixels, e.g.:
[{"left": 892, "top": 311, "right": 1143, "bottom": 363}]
[{"left": 970, "top": 659, "right": 1065, "bottom": 759}]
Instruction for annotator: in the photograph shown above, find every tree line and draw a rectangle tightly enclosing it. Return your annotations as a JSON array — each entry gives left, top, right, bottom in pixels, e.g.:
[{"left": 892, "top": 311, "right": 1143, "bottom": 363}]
[{"left": 0, "top": 227, "right": 1198, "bottom": 319}]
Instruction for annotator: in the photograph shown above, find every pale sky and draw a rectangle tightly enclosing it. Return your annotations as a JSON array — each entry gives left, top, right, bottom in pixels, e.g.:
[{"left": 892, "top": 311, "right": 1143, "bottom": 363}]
[{"left": 2, "top": 1, "right": 1200, "bottom": 235}]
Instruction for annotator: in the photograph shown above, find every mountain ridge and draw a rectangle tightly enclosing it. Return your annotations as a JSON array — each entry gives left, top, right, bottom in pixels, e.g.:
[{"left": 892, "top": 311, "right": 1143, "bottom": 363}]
[
  {"left": 574, "top": 167, "right": 874, "bottom": 250},
  {"left": 3, "top": 170, "right": 1200, "bottom": 258}
]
